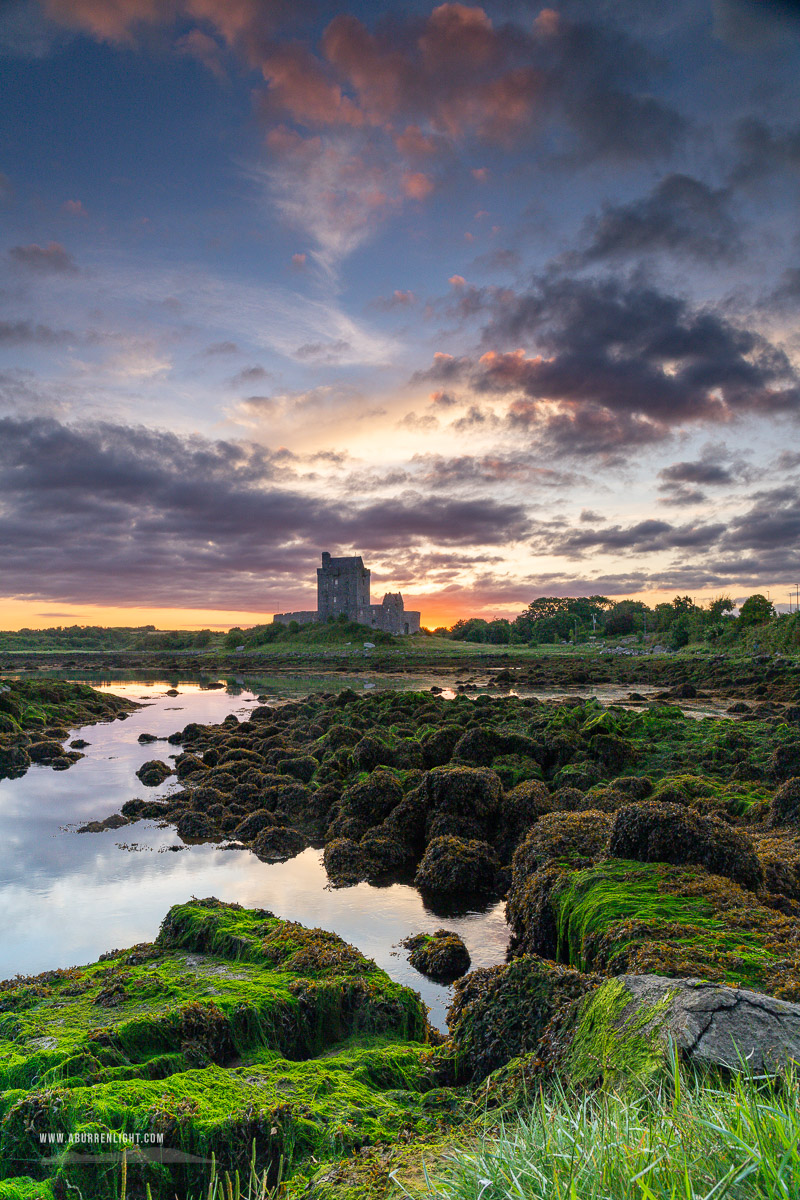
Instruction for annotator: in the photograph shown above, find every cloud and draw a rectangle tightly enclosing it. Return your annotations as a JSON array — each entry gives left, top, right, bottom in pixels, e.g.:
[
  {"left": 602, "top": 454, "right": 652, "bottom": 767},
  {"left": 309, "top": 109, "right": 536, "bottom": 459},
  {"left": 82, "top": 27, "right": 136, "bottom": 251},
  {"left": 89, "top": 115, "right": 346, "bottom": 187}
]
[
  {"left": 9, "top": 241, "right": 78, "bottom": 272},
  {"left": 371, "top": 289, "right": 417, "bottom": 311},
  {"left": 0, "top": 319, "right": 72, "bottom": 345},
  {"left": 61, "top": 198, "right": 88, "bottom": 217},
  {"left": 713, "top": 0, "right": 800, "bottom": 47},
  {"left": 534, "top": 515, "right": 727, "bottom": 559},
  {"left": 731, "top": 117, "right": 800, "bottom": 185},
  {"left": 230, "top": 365, "right": 271, "bottom": 387},
  {"left": 658, "top": 459, "right": 735, "bottom": 486},
  {"left": 204, "top": 340, "right": 239, "bottom": 355},
  {"left": 572, "top": 174, "right": 739, "bottom": 265},
  {"left": 418, "top": 274, "right": 800, "bottom": 455},
  {"left": 0, "top": 415, "right": 531, "bottom": 608},
  {"left": 294, "top": 338, "right": 351, "bottom": 363}
]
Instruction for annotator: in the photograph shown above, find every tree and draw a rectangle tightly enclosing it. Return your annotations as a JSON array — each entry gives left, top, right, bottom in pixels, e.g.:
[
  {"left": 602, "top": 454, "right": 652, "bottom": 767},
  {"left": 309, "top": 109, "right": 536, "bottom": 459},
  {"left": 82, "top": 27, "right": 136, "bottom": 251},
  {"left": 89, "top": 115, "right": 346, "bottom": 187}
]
[
  {"left": 738, "top": 594, "right": 775, "bottom": 627},
  {"left": 707, "top": 595, "right": 734, "bottom": 620}
]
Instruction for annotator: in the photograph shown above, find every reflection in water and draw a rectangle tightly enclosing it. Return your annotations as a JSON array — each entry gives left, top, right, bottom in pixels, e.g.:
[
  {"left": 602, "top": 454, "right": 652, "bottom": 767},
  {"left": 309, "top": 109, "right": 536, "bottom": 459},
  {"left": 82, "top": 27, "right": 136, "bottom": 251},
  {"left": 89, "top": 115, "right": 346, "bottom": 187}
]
[{"left": 0, "top": 681, "right": 508, "bottom": 1030}]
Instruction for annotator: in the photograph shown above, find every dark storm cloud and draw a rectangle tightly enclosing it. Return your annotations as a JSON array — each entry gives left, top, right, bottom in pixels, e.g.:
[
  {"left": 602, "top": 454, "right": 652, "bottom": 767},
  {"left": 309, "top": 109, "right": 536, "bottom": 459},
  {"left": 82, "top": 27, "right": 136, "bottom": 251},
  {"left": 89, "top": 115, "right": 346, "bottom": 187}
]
[
  {"left": 572, "top": 175, "right": 739, "bottom": 265},
  {"left": 419, "top": 274, "right": 800, "bottom": 456},
  {"left": 8, "top": 241, "right": 78, "bottom": 272},
  {"left": 714, "top": 0, "right": 800, "bottom": 47},
  {"left": 0, "top": 417, "right": 529, "bottom": 607}
]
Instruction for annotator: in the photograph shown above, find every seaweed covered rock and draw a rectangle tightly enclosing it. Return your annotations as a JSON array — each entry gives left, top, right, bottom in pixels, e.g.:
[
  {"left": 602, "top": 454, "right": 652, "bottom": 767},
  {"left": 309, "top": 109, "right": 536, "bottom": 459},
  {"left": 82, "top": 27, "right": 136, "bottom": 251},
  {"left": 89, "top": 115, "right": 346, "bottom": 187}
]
[
  {"left": 423, "top": 765, "right": 502, "bottom": 818},
  {"left": 0, "top": 900, "right": 436, "bottom": 1198},
  {"left": 136, "top": 759, "right": 173, "bottom": 787},
  {"left": 509, "top": 858, "right": 800, "bottom": 1001},
  {"left": 233, "top": 809, "right": 276, "bottom": 840},
  {"left": 339, "top": 769, "right": 403, "bottom": 824},
  {"left": 175, "top": 810, "right": 220, "bottom": 842},
  {"left": 769, "top": 777, "right": 800, "bottom": 828},
  {"left": 402, "top": 930, "right": 471, "bottom": 984},
  {"left": 511, "top": 811, "right": 612, "bottom": 886},
  {"left": 358, "top": 828, "right": 416, "bottom": 881},
  {"left": 323, "top": 837, "right": 366, "bottom": 886},
  {"left": 420, "top": 724, "right": 462, "bottom": 768},
  {"left": 447, "top": 956, "right": 599, "bottom": 1082},
  {"left": 251, "top": 825, "right": 306, "bottom": 862},
  {"left": 608, "top": 801, "right": 763, "bottom": 891},
  {"left": 452, "top": 726, "right": 505, "bottom": 766},
  {"left": 414, "top": 836, "right": 500, "bottom": 896},
  {"left": 558, "top": 975, "right": 800, "bottom": 1085}
]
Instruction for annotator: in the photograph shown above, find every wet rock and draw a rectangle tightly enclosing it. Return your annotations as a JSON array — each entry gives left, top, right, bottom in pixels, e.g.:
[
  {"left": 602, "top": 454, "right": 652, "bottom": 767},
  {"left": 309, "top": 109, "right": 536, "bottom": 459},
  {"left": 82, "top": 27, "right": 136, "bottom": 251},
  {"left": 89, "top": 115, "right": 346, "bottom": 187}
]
[
  {"left": 352, "top": 735, "right": 395, "bottom": 772},
  {"left": 276, "top": 755, "right": 318, "bottom": 784},
  {"left": 251, "top": 825, "right": 306, "bottom": 862},
  {"left": 568, "top": 974, "right": 800, "bottom": 1078},
  {"left": 136, "top": 759, "right": 173, "bottom": 787},
  {"left": 175, "top": 810, "right": 220, "bottom": 842},
  {"left": 233, "top": 809, "right": 276, "bottom": 840},
  {"left": 414, "top": 836, "right": 500, "bottom": 896},
  {"left": 769, "top": 778, "right": 800, "bottom": 828},
  {"left": 27, "top": 740, "right": 65, "bottom": 764},
  {"left": 137, "top": 733, "right": 161, "bottom": 744},
  {"left": 323, "top": 837, "right": 365, "bottom": 886},
  {"left": 609, "top": 801, "right": 763, "bottom": 891},
  {"left": 420, "top": 724, "right": 462, "bottom": 768},
  {"left": 340, "top": 770, "right": 403, "bottom": 824},
  {"left": 423, "top": 765, "right": 502, "bottom": 819},
  {"left": 403, "top": 930, "right": 470, "bottom": 984},
  {"left": 359, "top": 829, "right": 416, "bottom": 881},
  {"left": 70, "top": 739, "right": 90, "bottom": 749},
  {"left": 447, "top": 956, "right": 599, "bottom": 1083}
]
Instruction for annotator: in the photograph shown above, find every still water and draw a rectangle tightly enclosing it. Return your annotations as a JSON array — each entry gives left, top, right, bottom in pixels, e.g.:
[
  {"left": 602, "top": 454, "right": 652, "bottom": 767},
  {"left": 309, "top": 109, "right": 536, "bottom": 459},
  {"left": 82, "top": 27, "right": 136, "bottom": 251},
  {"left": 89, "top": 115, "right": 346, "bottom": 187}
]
[{"left": 0, "top": 679, "right": 512, "bottom": 1031}]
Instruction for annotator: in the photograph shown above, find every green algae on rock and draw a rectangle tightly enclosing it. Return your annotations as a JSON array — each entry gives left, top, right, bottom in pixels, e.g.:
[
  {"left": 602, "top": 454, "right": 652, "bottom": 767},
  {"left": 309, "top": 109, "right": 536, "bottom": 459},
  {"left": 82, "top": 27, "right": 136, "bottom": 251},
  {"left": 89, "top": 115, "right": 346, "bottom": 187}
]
[
  {"left": 0, "top": 900, "right": 446, "bottom": 1199},
  {"left": 0, "top": 679, "right": 137, "bottom": 780}
]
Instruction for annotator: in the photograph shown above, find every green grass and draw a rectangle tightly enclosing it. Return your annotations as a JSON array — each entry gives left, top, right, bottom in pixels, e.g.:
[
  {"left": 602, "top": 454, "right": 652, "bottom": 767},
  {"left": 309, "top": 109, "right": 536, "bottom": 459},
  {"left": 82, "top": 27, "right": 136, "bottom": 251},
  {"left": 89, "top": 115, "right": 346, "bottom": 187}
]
[{"left": 419, "top": 1062, "right": 800, "bottom": 1199}]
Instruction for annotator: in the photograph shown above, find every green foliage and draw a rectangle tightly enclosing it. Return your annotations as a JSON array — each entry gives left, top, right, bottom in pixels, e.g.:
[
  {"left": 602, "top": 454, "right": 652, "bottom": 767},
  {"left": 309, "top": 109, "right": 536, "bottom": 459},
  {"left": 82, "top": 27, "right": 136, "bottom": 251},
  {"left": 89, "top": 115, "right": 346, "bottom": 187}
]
[
  {"left": 423, "top": 1063, "right": 800, "bottom": 1199},
  {"left": 739, "top": 593, "right": 776, "bottom": 628}
]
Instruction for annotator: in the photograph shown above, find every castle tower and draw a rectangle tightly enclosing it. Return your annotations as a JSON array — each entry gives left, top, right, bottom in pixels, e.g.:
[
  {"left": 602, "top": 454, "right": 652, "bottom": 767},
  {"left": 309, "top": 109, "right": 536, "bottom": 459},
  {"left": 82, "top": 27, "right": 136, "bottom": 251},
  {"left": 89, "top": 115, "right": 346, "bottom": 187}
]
[{"left": 317, "top": 551, "right": 371, "bottom": 621}]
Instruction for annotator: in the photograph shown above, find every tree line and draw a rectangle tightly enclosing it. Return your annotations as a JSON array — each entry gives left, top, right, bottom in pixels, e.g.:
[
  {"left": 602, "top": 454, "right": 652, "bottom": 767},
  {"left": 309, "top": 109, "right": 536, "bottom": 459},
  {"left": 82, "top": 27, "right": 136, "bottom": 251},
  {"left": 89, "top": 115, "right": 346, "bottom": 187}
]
[{"left": 435, "top": 592, "right": 784, "bottom": 649}]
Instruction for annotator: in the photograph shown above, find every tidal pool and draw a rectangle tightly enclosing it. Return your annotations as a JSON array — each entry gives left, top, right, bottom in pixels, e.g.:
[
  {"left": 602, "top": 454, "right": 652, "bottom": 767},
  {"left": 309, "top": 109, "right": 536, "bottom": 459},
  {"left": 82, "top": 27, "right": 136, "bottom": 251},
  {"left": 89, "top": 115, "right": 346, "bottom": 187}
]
[{"left": 0, "top": 679, "right": 510, "bottom": 1031}]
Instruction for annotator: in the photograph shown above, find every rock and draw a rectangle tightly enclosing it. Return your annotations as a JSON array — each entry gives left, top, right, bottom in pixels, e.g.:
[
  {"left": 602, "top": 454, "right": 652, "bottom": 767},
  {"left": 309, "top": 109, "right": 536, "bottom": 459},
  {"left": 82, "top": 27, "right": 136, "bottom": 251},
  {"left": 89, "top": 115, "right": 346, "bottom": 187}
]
[
  {"left": 175, "top": 810, "right": 219, "bottom": 842},
  {"left": 565, "top": 974, "right": 800, "bottom": 1080},
  {"left": 136, "top": 759, "right": 173, "bottom": 787},
  {"left": 70, "top": 738, "right": 90, "bottom": 749},
  {"left": 27, "top": 740, "right": 65, "bottom": 764},
  {"left": 251, "top": 825, "right": 306, "bottom": 862},
  {"left": 403, "top": 930, "right": 470, "bottom": 983},
  {"left": 414, "top": 836, "right": 500, "bottom": 896},
  {"left": 609, "top": 801, "right": 763, "bottom": 891},
  {"left": 769, "top": 778, "right": 800, "bottom": 828},
  {"left": 447, "top": 956, "right": 599, "bottom": 1082}
]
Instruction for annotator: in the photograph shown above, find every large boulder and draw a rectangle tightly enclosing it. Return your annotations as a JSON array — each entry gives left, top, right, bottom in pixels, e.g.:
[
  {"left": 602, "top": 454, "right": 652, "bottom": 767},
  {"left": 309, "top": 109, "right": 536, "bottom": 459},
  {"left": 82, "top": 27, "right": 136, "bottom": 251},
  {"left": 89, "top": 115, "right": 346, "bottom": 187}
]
[{"left": 562, "top": 974, "right": 800, "bottom": 1082}]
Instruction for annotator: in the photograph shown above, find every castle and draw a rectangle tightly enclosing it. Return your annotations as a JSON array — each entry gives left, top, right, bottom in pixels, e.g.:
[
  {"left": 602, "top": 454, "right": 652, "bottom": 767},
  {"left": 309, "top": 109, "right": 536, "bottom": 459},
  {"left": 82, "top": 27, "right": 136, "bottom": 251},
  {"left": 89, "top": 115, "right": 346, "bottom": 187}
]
[{"left": 273, "top": 553, "right": 421, "bottom": 635}]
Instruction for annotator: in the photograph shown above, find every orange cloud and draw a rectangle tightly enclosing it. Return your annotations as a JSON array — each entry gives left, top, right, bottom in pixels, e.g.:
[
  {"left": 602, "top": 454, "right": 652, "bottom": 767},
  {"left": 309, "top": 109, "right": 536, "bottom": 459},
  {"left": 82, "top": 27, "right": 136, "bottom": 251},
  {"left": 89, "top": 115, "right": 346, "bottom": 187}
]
[{"left": 402, "top": 170, "right": 434, "bottom": 200}]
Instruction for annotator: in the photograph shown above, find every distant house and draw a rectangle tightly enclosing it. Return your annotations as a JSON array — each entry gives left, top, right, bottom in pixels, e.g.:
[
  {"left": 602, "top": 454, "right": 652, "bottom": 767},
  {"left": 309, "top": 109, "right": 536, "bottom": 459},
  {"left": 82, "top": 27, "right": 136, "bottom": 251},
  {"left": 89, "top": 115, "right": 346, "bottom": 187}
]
[{"left": 273, "top": 552, "right": 421, "bottom": 635}]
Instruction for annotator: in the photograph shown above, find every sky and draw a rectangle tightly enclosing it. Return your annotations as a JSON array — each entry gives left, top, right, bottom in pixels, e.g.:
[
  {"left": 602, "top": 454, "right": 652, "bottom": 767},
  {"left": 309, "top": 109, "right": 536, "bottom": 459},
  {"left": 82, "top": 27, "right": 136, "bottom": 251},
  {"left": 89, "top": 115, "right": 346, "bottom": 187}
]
[{"left": 1, "top": 0, "right": 800, "bottom": 630}]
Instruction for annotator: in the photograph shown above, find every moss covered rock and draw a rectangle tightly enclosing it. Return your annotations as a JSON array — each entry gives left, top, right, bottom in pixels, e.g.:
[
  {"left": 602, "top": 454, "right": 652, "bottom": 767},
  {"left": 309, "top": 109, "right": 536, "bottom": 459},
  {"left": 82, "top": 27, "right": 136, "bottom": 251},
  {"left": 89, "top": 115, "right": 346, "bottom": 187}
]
[
  {"left": 402, "top": 930, "right": 470, "bottom": 984},
  {"left": 608, "top": 801, "right": 763, "bottom": 891},
  {"left": 0, "top": 900, "right": 438, "bottom": 1199},
  {"left": 414, "top": 836, "right": 500, "bottom": 897},
  {"left": 447, "top": 956, "right": 599, "bottom": 1082}
]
